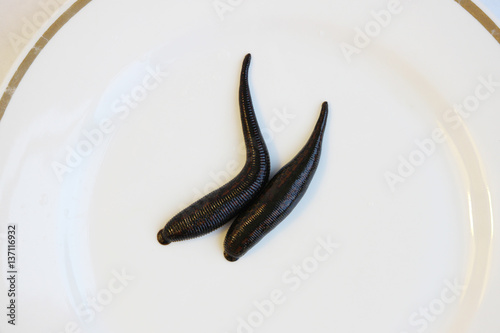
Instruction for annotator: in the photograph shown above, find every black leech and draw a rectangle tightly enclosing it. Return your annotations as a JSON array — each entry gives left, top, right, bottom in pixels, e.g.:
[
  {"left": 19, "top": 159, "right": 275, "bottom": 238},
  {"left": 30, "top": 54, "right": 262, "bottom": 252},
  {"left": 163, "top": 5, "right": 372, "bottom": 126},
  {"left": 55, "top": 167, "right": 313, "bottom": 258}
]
[
  {"left": 157, "top": 54, "right": 270, "bottom": 245},
  {"left": 223, "top": 102, "right": 328, "bottom": 261}
]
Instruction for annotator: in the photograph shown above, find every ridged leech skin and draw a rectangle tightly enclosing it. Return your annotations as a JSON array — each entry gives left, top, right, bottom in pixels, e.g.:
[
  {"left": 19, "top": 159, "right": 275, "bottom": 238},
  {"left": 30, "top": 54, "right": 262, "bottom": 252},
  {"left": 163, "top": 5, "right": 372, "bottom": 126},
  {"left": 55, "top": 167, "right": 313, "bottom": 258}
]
[
  {"left": 157, "top": 54, "right": 270, "bottom": 245},
  {"left": 223, "top": 102, "right": 328, "bottom": 261}
]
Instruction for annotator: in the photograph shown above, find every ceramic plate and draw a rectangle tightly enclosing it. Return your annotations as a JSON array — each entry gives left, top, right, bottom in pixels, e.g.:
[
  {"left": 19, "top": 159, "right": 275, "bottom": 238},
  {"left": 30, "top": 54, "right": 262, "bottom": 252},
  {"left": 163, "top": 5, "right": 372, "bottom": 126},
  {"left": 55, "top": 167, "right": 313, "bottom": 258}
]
[{"left": 1, "top": 0, "right": 499, "bottom": 332}]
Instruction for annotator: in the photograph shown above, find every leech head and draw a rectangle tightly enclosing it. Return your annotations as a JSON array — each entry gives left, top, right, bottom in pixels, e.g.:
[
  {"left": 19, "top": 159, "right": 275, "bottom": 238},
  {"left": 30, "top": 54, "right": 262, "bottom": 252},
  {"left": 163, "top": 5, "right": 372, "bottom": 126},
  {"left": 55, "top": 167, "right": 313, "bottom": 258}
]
[
  {"left": 223, "top": 251, "right": 239, "bottom": 262},
  {"left": 157, "top": 230, "right": 171, "bottom": 245}
]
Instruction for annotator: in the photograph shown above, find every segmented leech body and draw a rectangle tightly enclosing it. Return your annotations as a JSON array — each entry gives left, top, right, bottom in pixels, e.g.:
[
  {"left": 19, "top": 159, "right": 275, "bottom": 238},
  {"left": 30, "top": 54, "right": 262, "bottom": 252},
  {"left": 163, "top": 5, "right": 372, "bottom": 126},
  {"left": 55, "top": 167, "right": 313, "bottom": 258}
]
[
  {"left": 223, "top": 102, "right": 328, "bottom": 261},
  {"left": 157, "top": 54, "right": 270, "bottom": 245}
]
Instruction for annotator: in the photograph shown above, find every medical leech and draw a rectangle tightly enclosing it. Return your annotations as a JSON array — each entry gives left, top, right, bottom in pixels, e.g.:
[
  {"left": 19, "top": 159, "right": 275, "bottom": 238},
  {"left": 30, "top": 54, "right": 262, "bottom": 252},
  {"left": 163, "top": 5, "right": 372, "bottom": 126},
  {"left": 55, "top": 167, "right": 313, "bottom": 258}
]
[{"left": 157, "top": 54, "right": 270, "bottom": 245}]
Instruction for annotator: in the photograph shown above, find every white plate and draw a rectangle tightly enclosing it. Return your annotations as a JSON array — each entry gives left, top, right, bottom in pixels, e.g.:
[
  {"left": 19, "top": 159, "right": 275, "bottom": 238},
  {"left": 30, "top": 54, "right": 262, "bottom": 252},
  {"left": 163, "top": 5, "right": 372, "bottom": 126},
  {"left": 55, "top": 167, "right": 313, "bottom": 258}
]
[{"left": 1, "top": 0, "right": 499, "bottom": 332}]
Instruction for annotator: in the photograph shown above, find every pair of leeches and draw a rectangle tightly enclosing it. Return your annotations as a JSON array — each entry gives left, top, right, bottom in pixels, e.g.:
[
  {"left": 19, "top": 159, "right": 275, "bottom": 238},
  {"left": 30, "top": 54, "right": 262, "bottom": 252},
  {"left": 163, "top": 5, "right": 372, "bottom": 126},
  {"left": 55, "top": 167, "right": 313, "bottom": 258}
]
[{"left": 157, "top": 54, "right": 328, "bottom": 261}]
